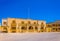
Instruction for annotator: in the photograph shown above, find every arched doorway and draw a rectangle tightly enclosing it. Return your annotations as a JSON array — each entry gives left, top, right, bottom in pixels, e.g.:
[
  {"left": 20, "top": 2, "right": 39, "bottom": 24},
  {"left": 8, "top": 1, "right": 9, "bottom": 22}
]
[
  {"left": 21, "top": 26, "right": 27, "bottom": 33},
  {"left": 2, "top": 26, "right": 8, "bottom": 33},
  {"left": 35, "top": 26, "right": 38, "bottom": 32},
  {"left": 28, "top": 26, "right": 34, "bottom": 32}
]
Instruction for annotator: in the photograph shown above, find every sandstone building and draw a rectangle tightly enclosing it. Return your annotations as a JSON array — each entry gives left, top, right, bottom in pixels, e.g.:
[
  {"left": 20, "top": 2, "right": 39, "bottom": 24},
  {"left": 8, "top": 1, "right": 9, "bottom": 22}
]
[
  {"left": 46, "top": 21, "right": 60, "bottom": 32},
  {"left": 1, "top": 18, "right": 46, "bottom": 33}
]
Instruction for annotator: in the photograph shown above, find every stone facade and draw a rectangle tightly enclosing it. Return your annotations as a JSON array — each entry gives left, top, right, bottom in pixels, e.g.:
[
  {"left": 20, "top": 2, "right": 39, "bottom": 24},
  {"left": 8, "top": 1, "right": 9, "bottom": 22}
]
[
  {"left": 1, "top": 18, "right": 46, "bottom": 33},
  {"left": 46, "top": 21, "right": 60, "bottom": 32}
]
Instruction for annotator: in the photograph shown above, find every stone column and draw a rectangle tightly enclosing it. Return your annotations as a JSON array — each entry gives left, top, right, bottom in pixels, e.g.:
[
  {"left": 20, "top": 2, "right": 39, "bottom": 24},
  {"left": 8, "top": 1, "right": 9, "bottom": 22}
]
[
  {"left": 16, "top": 24, "right": 19, "bottom": 33},
  {"left": 38, "top": 25, "right": 40, "bottom": 32},
  {"left": 27, "top": 26, "right": 29, "bottom": 32},
  {"left": 8, "top": 26, "right": 11, "bottom": 33},
  {"left": 33, "top": 26, "right": 35, "bottom": 32},
  {"left": 20, "top": 26, "right": 21, "bottom": 33}
]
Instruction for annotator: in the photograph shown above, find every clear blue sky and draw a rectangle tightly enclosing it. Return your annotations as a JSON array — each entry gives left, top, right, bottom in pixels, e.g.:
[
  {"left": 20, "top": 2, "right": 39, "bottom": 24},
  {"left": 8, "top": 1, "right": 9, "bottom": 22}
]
[{"left": 0, "top": 0, "right": 60, "bottom": 23}]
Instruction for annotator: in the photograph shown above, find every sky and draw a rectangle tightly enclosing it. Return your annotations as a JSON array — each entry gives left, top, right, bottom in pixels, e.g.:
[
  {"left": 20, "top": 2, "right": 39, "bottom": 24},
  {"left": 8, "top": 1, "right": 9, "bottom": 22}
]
[{"left": 0, "top": 0, "right": 60, "bottom": 23}]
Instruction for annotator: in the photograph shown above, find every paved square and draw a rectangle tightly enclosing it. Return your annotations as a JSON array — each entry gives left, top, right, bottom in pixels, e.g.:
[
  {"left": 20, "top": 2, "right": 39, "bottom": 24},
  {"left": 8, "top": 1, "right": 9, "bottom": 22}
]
[{"left": 0, "top": 32, "right": 60, "bottom": 41}]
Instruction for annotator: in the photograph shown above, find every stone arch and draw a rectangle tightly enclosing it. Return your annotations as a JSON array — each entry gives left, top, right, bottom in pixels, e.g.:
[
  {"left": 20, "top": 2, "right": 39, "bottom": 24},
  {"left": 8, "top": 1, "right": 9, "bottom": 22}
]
[
  {"left": 35, "top": 26, "right": 38, "bottom": 30},
  {"left": 28, "top": 26, "right": 34, "bottom": 32},
  {"left": 34, "top": 22, "right": 36, "bottom": 24},
  {"left": 11, "top": 20, "right": 16, "bottom": 26},
  {"left": 29, "top": 26, "right": 33, "bottom": 30},
  {"left": 3, "top": 22, "right": 7, "bottom": 26},
  {"left": 21, "top": 26, "right": 26, "bottom": 30},
  {"left": 28, "top": 21, "right": 31, "bottom": 24},
  {"left": 21, "top": 26, "right": 27, "bottom": 32},
  {"left": 2, "top": 26, "right": 8, "bottom": 33},
  {"left": 21, "top": 21, "right": 24, "bottom": 24}
]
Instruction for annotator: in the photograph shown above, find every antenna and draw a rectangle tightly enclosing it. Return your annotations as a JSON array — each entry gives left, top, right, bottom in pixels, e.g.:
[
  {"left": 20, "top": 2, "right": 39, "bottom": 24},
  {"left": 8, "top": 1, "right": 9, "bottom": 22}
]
[{"left": 28, "top": 8, "right": 30, "bottom": 19}]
